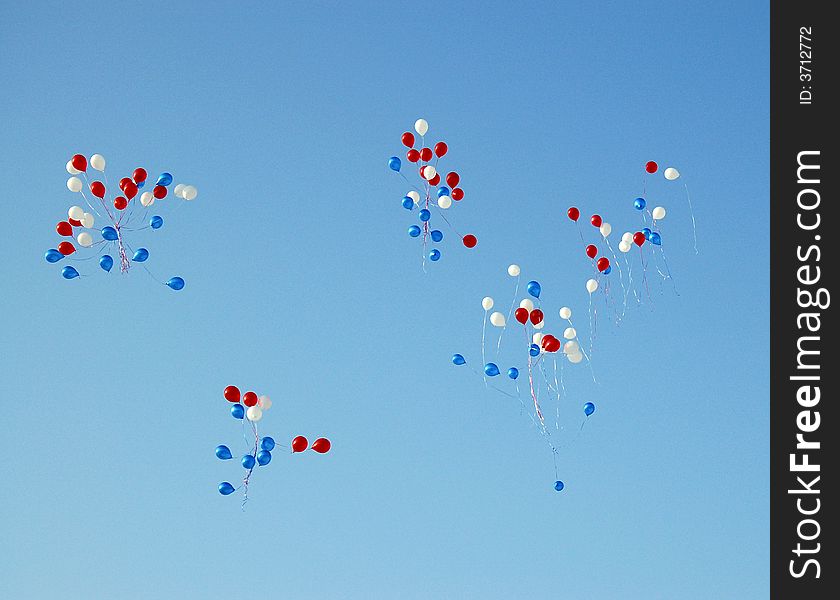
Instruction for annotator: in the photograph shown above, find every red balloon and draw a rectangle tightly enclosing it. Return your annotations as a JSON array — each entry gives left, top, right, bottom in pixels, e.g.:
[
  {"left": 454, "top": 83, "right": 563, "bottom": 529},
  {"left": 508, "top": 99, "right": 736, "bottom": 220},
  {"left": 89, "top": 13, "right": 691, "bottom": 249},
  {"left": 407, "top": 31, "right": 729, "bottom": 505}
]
[
  {"left": 223, "top": 385, "right": 241, "bottom": 403},
  {"left": 645, "top": 161, "right": 658, "bottom": 174},
  {"left": 633, "top": 232, "right": 646, "bottom": 246},
  {"left": 434, "top": 142, "right": 448, "bottom": 158},
  {"left": 428, "top": 174, "right": 441, "bottom": 186},
  {"left": 406, "top": 149, "right": 421, "bottom": 163},
  {"left": 311, "top": 438, "right": 331, "bottom": 453},
  {"left": 58, "top": 241, "right": 76, "bottom": 255},
  {"left": 71, "top": 154, "right": 87, "bottom": 172},
  {"left": 90, "top": 181, "right": 106, "bottom": 198},
  {"left": 567, "top": 207, "right": 580, "bottom": 221},
  {"left": 292, "top": 435, "right": 308, "bottom": 453},
  {"left": 68, "top": 218, "right": 82, "bottom": 227},
  {"left": 420, "top": 147, "right": 433, "bottom": 162},
  {"left": 114, "top": 196, "right": 128, "bottom": 210},
  {"left": 243, "top": 391, "right": 258, "bottom": 407},
  {"left": 153, "top": 185, "right": 167, "bottom": 199},
  {"left": 445, "top": 172, "right": 460, "bottom": 188},
  {"left": 56, "top": 222, "right": 73, "bottom": 237},
  {"left": 133, "top": 168, "right": 147, "bottom": 183},
  {"left": 401, "top": 132, "right": 415, "bottom": 148},
  {"left": 514, "top": 307, "right": 529, "bottom": 324},
  {"left": 545, "top": 337, "right": 562, "bottom": 353},
  {"left": 451, "top": 188, "right": 464, "bottom": 201},
  {"left": 118, "top": 177, "right": 133, "bottom": 191},
  {"left": 462, "top": 234, "right": 477, "bottom": 248},
  {"left": 597, "top": 257, "right": 610, "bottom": 272},
  {"left": 585, "top": 244, "right": 597, "bottom": 259},
  {"left": 122, "top": 182, "right": 137, "bottom": 199},
  {"left": 419, "top": 166, "right": 427, "bottom": 178},
  {"left": 590, "top": 214, "right": 602, "bottom": 228},
  {"left": 530, "top": 309, "right": 544, "bottom": 325}
]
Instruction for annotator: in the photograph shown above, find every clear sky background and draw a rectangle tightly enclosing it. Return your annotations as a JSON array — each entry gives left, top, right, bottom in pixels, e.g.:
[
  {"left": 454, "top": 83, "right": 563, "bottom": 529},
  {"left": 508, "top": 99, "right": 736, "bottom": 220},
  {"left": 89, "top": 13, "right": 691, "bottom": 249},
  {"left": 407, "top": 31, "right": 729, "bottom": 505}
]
[{"left": 0, "top": 2, "right": 768, "bottom": 598}]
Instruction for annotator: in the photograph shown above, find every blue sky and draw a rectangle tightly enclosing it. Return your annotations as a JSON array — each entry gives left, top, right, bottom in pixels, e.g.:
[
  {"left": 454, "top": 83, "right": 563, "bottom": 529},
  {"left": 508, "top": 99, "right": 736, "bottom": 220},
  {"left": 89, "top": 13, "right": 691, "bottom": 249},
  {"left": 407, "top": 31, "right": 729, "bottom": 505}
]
[{"left": 0, "top": 2, "right": 768, "bottom": 598}]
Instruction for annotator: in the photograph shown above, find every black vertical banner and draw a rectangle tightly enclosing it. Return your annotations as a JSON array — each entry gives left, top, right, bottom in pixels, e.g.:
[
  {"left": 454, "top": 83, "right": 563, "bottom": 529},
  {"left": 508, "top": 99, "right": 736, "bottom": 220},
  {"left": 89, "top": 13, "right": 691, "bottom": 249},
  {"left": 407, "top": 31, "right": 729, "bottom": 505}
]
[{"left": 771, "top": 2, "right": 836, "bottom": 597}]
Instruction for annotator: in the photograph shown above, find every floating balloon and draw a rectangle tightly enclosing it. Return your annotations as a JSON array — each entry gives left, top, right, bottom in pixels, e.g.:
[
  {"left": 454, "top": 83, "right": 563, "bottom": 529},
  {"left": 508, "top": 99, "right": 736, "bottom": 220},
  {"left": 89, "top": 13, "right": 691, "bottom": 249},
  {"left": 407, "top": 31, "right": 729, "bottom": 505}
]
[
  {"left": 554, "top": 480, "right": 565, "bottom": 492},
  {"left": 312, "top": 438, "right": 331, "bottom": 453},
  {"left": 292, "top": 436, "right": 308, "bottom": 453},
  {"left": 590, "top": 214, "right": 602, "bottom": 228},
  {"left": 408, "top": 225, "right": 422, "bottom": 237},
  {"left": 77, "top": 232, "right": 93, "bottom": 248},
  {"left": 489, "top": 312, "right": 506, "bottom": 327},
  {"left": 406, "top": 149, "right": 420, "bottom": 162},
  {"left": 257, "top": 450, "right": 272, "bottom": 466},
  {"left": 246, "top": 406, "right": 263, "bottom": 422},
  {"left": 508, "top": 264, "right": 520, "bottom": 277},
  {"left": 567, "top": 207, "right": 580, "bottom": 221},
  {"left": 414, "top": 119, "right": 429, "bottom": 136},
  {"left": 71, "top": 154, "right": 87, "bottom": 172},
  {"left": 61, "top": 266, "right": 79, "bottom": 279},
  {"left": 243, "top": 392, "right": 258, "bottom": 407},
  {"left": 437, "top": 195, "right": 452, "bottom": 209},
  {"left": 645, "top": 161, "right": 658, "bottom": 173},
  {"left": 586, "top": 279, "right": 598, "bottom": 293},
  {"left": 388, "top": 157, "right": 401, "bottom": 172},
  {"left": 215, "top": 445, "right": 233, "bottom": 460},
  {"left": 58, "top": 241, "right": 76, "bottom": 255},
  {"left": 258, "top": 396, "right": 272, "bottom": 410},
  {"left": 90, "top": 154, "right": 106, "bottom": 171},
  {"left": 484, "top": 363, "right": 500, "bottom": 377},
  {"left": 218, "top": 482, "right": 236, "bottom": 495},
  {"left": 618, "top": 240, "right": 631, "bottom": 253},
  {"left": 650, "top": 232, "right": 662, "bottom": 245},
  {"left": 664, "top": 167, "right": 680, "bottom": 180},
  {"left": 527, "top": 281, "right": 541, "bottom": 298},
  {"left": 434, "top": 142, "right": 448, "bottom": 157},
  {"left": 99, "top": 255, "right": 114, "bottom": 272},
  {"left": 81, "top": 212, "right": 94, "bottom": 228},
  {"left": 452, "top": 353, "right": 466, "bottom": 365},
  {"left": 462, "top": 235, "right": 477, "bottom": 248},
  {"left": 634, "top": 197, "right": 646, "bottom": 210},
  {"left": 585, "top": 244, "right": 597, "bottom": 259},
  {"left": 155, "top": 172, "right": 173, "bottom": 187},
  {"left": 514, "top": 307, "right": 529, "bottom": 324},
  {"left": 401, "top": 132, "right": 415, "bottom": 148},
  {"left": 600, "top": 223, "right": 612, "bottom": 237},
  {"left": 596, "top": 257, "right": 610, "bottom": 272},
  {"left": 260, "top": 437, "right": 276, "bottom": 451},
  {"left": 420, "top": 147, "right": 433, "bottom": 162},
  {"left": 563, "top": 327, "right": 577, "bottom": 340},
  {"left": 231, "top": 404, "right": 245, "bottom": 419},
  {"left": 419, "top": 209, "right": 431, "bottom": 222},
  {"left": 224, "top": 386, "right": 241, "bottom": 403},
  {"left": 44, "top": 249, "right": 63, "bottom": 263},
  {"left": 529, "top": 309, "right": 544, "bottom": 325},
  {"left": 242, "top": 454, "right": 256, "bottom": 469},
  {"left": 431, "top": 230, "right": 444, "bottom": 242},
  {"left": 67, "top": 177, "right": 83, "bottom": 193},
  {"left": 429, "top": 249, "right": 441, "bottom": 261},
  {"left": 132, "top": 248, "right": 149, "bottom": 262},
  {"left": 583, "top": 402, "right": 595, "bottom": 416},
  {"left": 150, "top": 216, "right": 164, "bottom": 229},
  {"left": 401, "top": 196, "right": 414, "bottom": 210},
  {"left": 166, "top": 277, "right": 185, "bottom": 291},
  {"left": 559, "top": 306, "right": 571, "bottom": 320},
  {"left": 652, "top": 206, "right": 666, "bottom": 220},
  {"left": 519, "top": 299, "right": 534, "bottom": 312},
  {"left": 633, "top": 232, "right": 646, "bottom": 247},
  {"left": 482, "top": 296, "right": 494, "bottom": 311},
  {"left": 507, "top": 367, "right": 519, "bottom": 380}
]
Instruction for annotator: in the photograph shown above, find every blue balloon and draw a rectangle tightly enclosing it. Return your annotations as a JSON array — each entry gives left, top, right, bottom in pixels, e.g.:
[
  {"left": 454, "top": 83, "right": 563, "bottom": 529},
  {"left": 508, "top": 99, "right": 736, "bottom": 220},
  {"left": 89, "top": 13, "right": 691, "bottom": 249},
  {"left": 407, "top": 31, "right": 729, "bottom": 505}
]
[
  {"left": 507, "top": 367, "right": 519, "bottom": 380},
  {"left": 526, "top": 280, "right": 541, "bottom": 298},
  {"left": 137, "top": 180, "right": 145, "bottom": 188},
  {"left": 430, "top": 229, "right": 443, "bottom": 242},
  {"left": 132, "top": 248, "right": 149, "bottom": 262},
  {"left": 257, "top": 450, "right": 272, "bottom": 466},
  {"left": 388, "top": 157, "right": 401, "bottom": 172},
  {"left": 215, "top": 445, "right": 233, "bottom": 460},
  {"left": 554, "top": 480, "right": 565, "bottom": 492},
  {"left": 61, "top": 266, "right": 79, "bottom": 280},
  {"left": 429, "top": 249, "right": 441, "bottom": 261},
  {"left": 650, "top": 232, "right": 662, "bottom": 246},
  {"left": 101, "top": 226, "right": 118, "bottom": 241},
  {"left": 530, "top": 343, "right": 540, "bottom": 357},
  {"left": 99, "top": 255, "right": 114, "bottom": 272},
  {"left": 218, "top": 482, "right": 236, "bottom": 495},
  {"left": 231, "top": 404, "right": 245, "bottom": 419},
  {"left": 583, "top": 402, "right": 596, "bottom": 416},
  {"left": 242, "top": 454, "right": 256, "bottom": 469},
  {"left": 401, "top": 196, "right": 414, "bottom": 210},
  {"left": 484, "top": 362, "right": 500, "bottom": 377},
  {"left": 634, "top": 197, "right": 646, "bottom": 210},
  {"left": 45, "top": 249, "right": 64, "bottom": 263},
  {"left": 150, "top": 215, "right": 164, "bottom": 229},
  {"left": 452, "top": 353, "right": 466, "bottom": 365},
  {"left": 437, "top": 186, "right": 450, "bottom": 197},
  {"left": 604, "top": 266, "right": 611, "bottom": 275},
  {"left": 166, "top": 277, "right": 185, "bottom": 291},
  {"left": 642, "top": 227, "right": 652, "bottom": 240},
  {"left": 419, "top": 209, "right": 431, "bottom": 222},
  {"left": 260, "top": 437, "right": 276, "bottom": 452},
  {"left": 155, "top": 172, "right": 173, "bottom": 187},
  {"left": 408, "top": 225, "right": 422, "bottom": 238}
]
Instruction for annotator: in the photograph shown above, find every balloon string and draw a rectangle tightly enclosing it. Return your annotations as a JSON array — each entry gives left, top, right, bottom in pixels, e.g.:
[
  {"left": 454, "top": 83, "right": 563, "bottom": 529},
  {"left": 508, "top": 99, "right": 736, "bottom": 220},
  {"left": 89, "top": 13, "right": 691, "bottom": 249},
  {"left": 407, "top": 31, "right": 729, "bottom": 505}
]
[
  {"left": 639, "top": 247, "right": 651, "bottom": 301},
  {"left": 684, "top": 184, "right": 699, "bottom": 254},
  {"left": 524, "top": 326, "right": 544, "bottom": 426},
  {"left": 623, "top": 251, "right": 640, "bottom": 306},
  {"left": 496, "top": 275, "right": 520, "bottom": 359},
  {"left": 481, "top": 311, "right": 488, "bottom": 387}
]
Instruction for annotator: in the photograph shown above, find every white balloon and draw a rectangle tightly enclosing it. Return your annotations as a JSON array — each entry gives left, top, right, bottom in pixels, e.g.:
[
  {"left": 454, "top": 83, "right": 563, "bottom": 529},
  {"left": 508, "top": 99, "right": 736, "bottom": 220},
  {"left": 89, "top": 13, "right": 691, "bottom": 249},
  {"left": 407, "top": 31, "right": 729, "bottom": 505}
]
[
  {"left": 258, "top": 395, "right": 272, "bottom": 410},
  {"left": 246, "top": 406, "right": 263, "bottom": 422},
  {"left": 437, "top": 195, "right": 452, "bottom": 209},
  {"left": 81, "top": 212, "right": 95, "bottom": 228},
  {"left": 563, "top": 327, "right": 577, "bottom": 340},
  {"left": 621, "top": 232, "right": 634, "bottom": 244},
  {"left": 489, "top": 312, "right": 506, "bottom": 327},
  {"left": 66, "top": 161, "right": 81, "bottom": 175},
  {"left": 563, "top": 340, "right": 579, "bottom": 354},
  {"left": 599, "top": 222, "right": 612, "bottom": 237},
  {"left": 481, "top": 296, "right": 494, "bottom": 311},
  {"left": 533, "top": 320, "right": 545, "bottom": 330},
  {"left": 507, "top": 264, "right": 521, "bottom": 277},
  {"left": 559, "top": 307, "right": 572, "bottom": 320},
  {"left": 519, "top": 299, "right": 534, "bottom": 312},
  {"left": 532, "top": 332, "right": 544, "bottom": 344},
  {"left": 586, "top": 279, "right": 598, "bottom": 294},
  {"left": 568, "top": 352, "right": 584, "bottom": 364},
  {"left": 140, "top": 192, "right": 155, "bottom": 207},
  {"left": 407, "top": 190, "right": 420, "bottom": 204},
  {"left": 652, "top": 206, "right": 666, "bottom": 220},
  {"left": 89, "top": 154, "right": 106, "bottom": 171},
  {"left": 618, "top": 240, "right": 632, "bottom": 253},
  {"left": 423, "top": 166, "right": 437, "bottom": 181},
  {"left": 68, "top": 205, "right": 84, "bottom": 220},
  {"left": 183, "top": 185, "right": 198, "bottom": 201},
  {"left": 414, "top": 118, "right": 429, "bottom": 136},
  {"left": 173, "top": 184, "right": 186, "bottom": 198},
  {"left": 664, "top": 167, "right": 680, "bottom": 180},
  {"left": 67, "top": 177, "right": 83, "bottom": 193},
  {"left": 76, "top": 232, "right": 93, "bottom": 247}
]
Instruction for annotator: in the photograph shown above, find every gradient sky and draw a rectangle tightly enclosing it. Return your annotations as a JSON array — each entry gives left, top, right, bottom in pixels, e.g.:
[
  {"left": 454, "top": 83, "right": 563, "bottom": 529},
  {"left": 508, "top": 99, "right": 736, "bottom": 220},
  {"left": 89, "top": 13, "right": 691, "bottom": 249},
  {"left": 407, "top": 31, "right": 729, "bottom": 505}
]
[{"left": 0, "top": 2, "right": 768, "bottom": 598}]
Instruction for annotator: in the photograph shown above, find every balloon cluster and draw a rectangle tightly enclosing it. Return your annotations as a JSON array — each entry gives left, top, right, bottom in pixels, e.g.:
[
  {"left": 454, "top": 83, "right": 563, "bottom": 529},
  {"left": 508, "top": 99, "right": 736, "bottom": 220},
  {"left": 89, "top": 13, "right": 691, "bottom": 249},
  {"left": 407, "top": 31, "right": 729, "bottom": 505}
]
[
  {"left": 388, "top": 119, "right": 477, "bottom": 265},
  {"left": 217, "top": 385, "right": 331, "bottom": 503},
  {"left": 453, "top": 265, "right": 598, "bottom": 491},
  {"left": 46, "top": 153, "right": 198, "bottom": 290}
]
